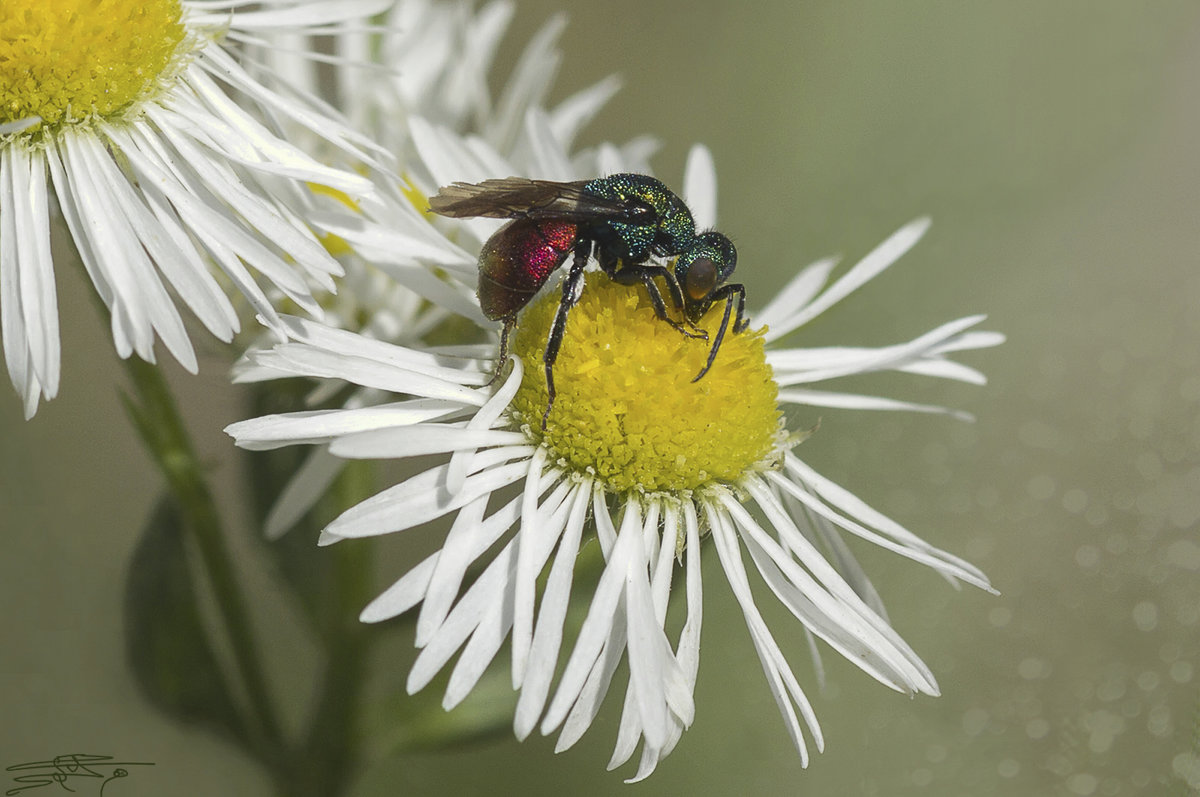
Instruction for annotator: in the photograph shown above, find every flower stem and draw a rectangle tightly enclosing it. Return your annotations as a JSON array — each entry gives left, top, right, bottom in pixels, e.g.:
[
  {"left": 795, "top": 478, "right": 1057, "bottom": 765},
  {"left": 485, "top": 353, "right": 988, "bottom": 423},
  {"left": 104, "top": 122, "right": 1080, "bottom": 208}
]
[{"left": 122, "top": 356, "right": 283, "bottom": 756}]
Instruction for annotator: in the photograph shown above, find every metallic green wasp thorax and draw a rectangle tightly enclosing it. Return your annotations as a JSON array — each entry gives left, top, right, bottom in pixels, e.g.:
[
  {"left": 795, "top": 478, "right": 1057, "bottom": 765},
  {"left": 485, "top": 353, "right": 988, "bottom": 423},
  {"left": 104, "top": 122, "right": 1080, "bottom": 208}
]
[{"left": 583, "top": 173, "right": 697, "bottom": 261}]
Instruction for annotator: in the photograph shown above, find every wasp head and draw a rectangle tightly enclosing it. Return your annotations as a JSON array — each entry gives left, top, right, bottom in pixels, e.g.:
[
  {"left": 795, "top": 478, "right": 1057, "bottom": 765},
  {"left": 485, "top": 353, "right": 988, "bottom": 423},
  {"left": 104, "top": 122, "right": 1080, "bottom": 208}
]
[{"left": 676, "top": 232, "right": 738, "bottom": 323}]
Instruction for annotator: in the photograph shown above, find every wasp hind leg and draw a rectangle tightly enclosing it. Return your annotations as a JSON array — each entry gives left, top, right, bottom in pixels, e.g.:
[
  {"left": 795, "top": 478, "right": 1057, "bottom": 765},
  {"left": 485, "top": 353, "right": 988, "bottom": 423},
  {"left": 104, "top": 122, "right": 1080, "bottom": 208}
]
[{"left": 488, "top": 318, "right": 517, "bottom": 387}]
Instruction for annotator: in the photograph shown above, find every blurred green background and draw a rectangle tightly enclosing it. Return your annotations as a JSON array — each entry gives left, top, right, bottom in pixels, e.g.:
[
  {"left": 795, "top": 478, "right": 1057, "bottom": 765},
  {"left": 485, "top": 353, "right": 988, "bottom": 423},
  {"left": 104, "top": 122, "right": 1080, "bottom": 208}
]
[{"left": 4, "top": 2, "right": 1199, "bottom": 795}]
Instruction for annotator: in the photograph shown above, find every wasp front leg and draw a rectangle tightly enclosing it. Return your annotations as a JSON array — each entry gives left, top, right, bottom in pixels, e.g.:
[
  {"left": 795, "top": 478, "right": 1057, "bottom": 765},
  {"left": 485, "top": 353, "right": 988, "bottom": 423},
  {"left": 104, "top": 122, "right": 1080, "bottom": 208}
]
[
  {"left": 541, "top": 241, "right": 591, "bottom": 429},
  {"left": 607, "top": 262, "right": 709, "bottom": 341},
  {"left": 693, "top": 283, "right": 746, "bottom": 382}
]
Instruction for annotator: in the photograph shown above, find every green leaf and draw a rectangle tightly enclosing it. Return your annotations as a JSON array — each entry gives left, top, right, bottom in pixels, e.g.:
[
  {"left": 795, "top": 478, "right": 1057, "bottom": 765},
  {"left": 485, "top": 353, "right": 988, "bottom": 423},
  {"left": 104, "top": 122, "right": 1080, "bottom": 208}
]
[{"left": 124, "top": 495, "right": 249, "bottom": 746}]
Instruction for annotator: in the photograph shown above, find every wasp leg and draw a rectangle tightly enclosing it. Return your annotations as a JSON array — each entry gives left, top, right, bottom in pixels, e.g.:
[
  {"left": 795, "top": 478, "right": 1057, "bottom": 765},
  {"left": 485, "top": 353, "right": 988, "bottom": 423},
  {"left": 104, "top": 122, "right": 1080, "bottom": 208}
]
[
  {"left": 541, "top": 242, "right": 591, "bottom": 429},
  {"left": 608, "top": 264, "right": 708, "bottom": 341},
  {"left": 488, "top": 318, "right": 516, "bottom": 387},
  {"left": 692, "top": 283, "right": 746, "bottom": 383}
]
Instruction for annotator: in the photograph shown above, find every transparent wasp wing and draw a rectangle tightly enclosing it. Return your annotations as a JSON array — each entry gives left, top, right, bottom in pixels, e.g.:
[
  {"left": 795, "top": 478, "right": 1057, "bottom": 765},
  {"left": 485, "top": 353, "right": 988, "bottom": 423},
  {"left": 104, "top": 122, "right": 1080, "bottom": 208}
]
[{"left": 428, "top": 177, "right": 641, "bottom": 221}]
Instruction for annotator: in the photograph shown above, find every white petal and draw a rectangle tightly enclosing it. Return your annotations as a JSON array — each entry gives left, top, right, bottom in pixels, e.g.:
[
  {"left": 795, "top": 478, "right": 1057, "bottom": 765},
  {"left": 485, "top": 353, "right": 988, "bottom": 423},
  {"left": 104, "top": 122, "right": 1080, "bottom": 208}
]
[
  {"left": 443, "top": 477, "right": 575, "bottom": 708},
  {"left": 549, "top": 76, "right": 621, "bottom": 149},
  {"left": 0, "top": 149, "right": 41, "bottom": 414},
  {"left": 757, "top": 257, "right": 838, "bottom": 340},
  {"left": 264, "top": 446, "right": 343, "bottom": 539},
  {"left": 542, "top": 497, "right": 642, "bottom": 735},
  {"left": 769, "top": 315, "right": 988, "bottom": 385},
  {"left": 513, "top": 480, "right": 590, "bottom": 738},
  {"left": 707, "top": 502, "right": 818, "bottom": 764},
  {"left": 330, "top": 424, "right": 526, "bottom": 459},
  {"left": 682, "top": 145, "right": 717, "bottom": 230},
  {"left": 776, "top": 388, "right": 974, "bottom": 420},
  {"left": 484, "top": 12, "right": 566, "bottom": 152},
  {"left": 446, "top": 356, "right": 523, "bottom": 494},
  {"left": 511, "top": 446, "right": 549, "bottom": 684},
  {"left": 225, "top": 399, "right": 460, "bottom": 449},
  {"left": 325, "top": 452, "right": 533, "bottom": 539},
  {"left": 359, "top": 553, "right": 439, "bottom": 623},
  {"left": 776, "top": 457, "right": 993, "bottom": 591},
  {"left": 765, "top": 218, "right": 931, "bottom": 339},
  {"left": 208, "top": 0, "right": 394, "bottom": 28},
  {"left": 7, "top": 147, "right": 59, "bottom": 397}
]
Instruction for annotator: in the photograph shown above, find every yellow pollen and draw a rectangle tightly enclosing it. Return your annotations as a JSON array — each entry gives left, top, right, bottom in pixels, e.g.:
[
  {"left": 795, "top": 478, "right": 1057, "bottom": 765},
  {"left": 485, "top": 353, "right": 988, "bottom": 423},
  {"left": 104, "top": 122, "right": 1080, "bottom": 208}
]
[
  {"left": 510, "top": 274, "right": 782, "bottom": 494},
  {"left": 0, "top": 0, "right": 187, "bottom": 131}
]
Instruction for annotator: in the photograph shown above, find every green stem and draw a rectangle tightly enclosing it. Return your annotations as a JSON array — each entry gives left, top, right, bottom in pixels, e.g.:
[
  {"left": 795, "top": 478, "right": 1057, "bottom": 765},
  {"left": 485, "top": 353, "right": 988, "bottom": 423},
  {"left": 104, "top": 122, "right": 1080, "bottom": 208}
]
[
  {"left": 274, "top": 461, "right": 375, "bottom": 797},
  {"left": 122, "top": 357, "right": 283, "bottom": 757}
]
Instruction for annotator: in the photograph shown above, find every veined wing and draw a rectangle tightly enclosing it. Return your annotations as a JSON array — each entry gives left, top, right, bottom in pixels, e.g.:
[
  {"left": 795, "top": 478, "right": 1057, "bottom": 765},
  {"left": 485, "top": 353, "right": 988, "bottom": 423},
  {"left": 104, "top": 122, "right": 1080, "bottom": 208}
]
[{"left": 428, "top": 177, "right": 639, "bottom": 221}]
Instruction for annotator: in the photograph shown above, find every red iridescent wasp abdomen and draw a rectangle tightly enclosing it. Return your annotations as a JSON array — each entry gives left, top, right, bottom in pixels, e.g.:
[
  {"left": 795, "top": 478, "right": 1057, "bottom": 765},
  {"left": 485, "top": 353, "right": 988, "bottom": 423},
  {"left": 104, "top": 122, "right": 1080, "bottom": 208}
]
[{"left": 477, "top": 218, "right": 578, "bottom": 320}]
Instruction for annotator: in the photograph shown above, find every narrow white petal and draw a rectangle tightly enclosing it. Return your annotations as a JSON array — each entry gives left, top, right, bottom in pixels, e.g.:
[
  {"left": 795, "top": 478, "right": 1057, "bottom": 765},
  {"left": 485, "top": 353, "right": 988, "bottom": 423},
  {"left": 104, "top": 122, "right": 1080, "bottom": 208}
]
[
  {"left": 210, "top": 0, "right": 393, "bottom": 28},
  {"left": 781, "top": 455, "right": 993, "bottom": 591},
  {"left": 330, "top": 424, "right": 526, "bottom": 459},
  {"left": 146, "top": 107, "right": 341, "bottom": 286},
  {"left": 769, "top": 315, "right": 988, "bottom": 386},
  {"left": 618, "top": 503, "right": 674, "bottom": 752},
  {"left": 113, "top": 124, "right": 296, "bottom": 325},
  {"left": 193, "top": 46, "right": 385, "bottom": 174},
  {"left": 757, "top": 257, "right": 839, "bottom": 341},
  {"left": 553, "top": 614, "right": 627, "bottom": 752},
  {"left": 0, "top": 148, "right": 40, "bottom": 413},
  {"left": 443, "top": 595, "right": 510, "bottom": 709},
  {"left": 549, "top": 76, "right": 621, "bottom": 149},
  {"left": 512, "top": 446, "right": 549, "bottom": 684},
  {"left": 770, "top": 218, "right": 931, "bottom": 336},
  {"left": 277, "top": 315, "right": 490, "bottom": 385},
  {"left": 359, "top": 553, "right": 439, "bottom": 623},
  {"left": 682, "top": 145, "right": 717, "bottom": 230},
  {"left": 541, "top": 499, "right": 641, "bottom": 735},
  {"left": 727, "top": 493, "right": 935, "bottom": 694},
  {"left": 514, "top": 481, "right": 590, "bottom": 738},
  {"left": 443, "top": 479, "right": 575, "bottom": 709},
  {"left": 707, "top": 503, "right": 817, "bottom": 764},
  {"left": 225, "top": 399, "right": 460, "bottom": 449},
  {"left": 409, "top": 561, "right": 512, "bottom": 692},
  {"left": 0, "top": 117, "right": 40, "bottom": 135},
  {"left": 520, "top": 109, "right": 573, "bottom": 181},
  {"left": 447, "top": 356, "right": 524, "bottom": 494},
  {"left": 62, "top": 132, "right": 198, "bottom": 371},
  {"left": 8, "top": 148, "right": 60, "bottom": 397},
  {"left": 775, "top": 486, "right": 890, "bottom": 620},
  {"left": 247, "top": 346, "right": 486, "bottom": 406},
  {"left": 415, "top": 494, "right": 491, "bottom": 647},
  {"left": 414, "top": 478, "right": 575, "bottom": 648},
  {"left": 410, "top": 476, "right": 569, "bottom": 697},
  {"left": 263, "top": 446, "right": 343, "bottom": 539},
  {"left": 776, "top": 388, "right": 974, "bottom": 420},
  {"left": 485, "top": 12, "right": 566, "bottom": 152},
  {"left": 325, "top": 453, "right": 533, "bottom": 539}
]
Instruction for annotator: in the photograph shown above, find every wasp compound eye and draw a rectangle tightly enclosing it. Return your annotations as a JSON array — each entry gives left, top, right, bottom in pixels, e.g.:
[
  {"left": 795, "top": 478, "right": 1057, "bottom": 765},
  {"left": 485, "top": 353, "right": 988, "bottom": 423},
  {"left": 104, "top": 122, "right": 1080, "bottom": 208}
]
[{"left": 685, "top": 257, "right": 717, "bottom": 301}]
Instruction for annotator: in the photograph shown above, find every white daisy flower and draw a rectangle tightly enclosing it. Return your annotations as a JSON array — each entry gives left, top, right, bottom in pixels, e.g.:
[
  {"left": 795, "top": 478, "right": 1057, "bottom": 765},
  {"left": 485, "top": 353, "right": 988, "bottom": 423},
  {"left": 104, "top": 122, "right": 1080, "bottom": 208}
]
[
  {"left": 225, "top": 147, "right": 1003, "bottom": 780},
  {"left": 251, "top": 0, "right": 623, "bottom": 165},
  {"left": 0, "top": 0, "right": 390, "bottom": 417}
]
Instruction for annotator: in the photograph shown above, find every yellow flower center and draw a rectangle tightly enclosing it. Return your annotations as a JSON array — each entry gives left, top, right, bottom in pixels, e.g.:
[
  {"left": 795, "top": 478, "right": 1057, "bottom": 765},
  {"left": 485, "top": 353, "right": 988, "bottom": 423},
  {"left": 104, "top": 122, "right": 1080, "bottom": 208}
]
[
  {"left": 0, "top": 0, "right": 188, "bottom": 131},
  {"left": 510, "top": 273, "right": 782, "bottom": 495}
]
